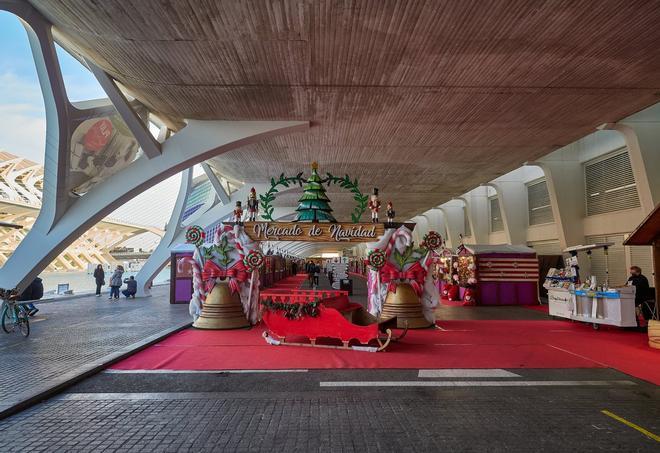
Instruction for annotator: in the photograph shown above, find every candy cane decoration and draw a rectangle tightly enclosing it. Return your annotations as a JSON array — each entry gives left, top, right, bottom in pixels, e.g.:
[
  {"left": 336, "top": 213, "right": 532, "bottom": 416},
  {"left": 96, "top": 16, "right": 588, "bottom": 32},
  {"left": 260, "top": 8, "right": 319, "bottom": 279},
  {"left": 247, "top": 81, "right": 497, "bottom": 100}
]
[
  {"left": 385, "top": 227, "right": 412, "bottom": 258},
  {"left": 184, "top": 256, "right": 206, "bottom": 302}
]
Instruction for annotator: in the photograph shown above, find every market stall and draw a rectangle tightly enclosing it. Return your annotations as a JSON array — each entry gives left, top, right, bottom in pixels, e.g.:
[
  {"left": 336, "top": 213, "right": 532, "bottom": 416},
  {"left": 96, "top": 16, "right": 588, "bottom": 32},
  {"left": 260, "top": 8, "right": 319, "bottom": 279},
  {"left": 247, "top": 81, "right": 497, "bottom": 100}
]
[
  {"left": 456, "top": 244, "right": 540, "bottom": 305},
  {"left": 545, "top": 243, "right": 637, "bottom": 328},
  {"left": 169, "top": 244, "right": 195, "bottom": 304}
]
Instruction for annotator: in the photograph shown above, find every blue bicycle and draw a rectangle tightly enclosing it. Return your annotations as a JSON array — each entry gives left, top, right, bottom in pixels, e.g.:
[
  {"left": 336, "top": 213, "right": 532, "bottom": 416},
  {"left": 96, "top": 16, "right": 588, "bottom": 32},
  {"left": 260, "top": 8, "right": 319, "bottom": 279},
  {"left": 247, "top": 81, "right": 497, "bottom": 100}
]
[{"left": 1, "top": 289, "right": 29, "bottom": 338}]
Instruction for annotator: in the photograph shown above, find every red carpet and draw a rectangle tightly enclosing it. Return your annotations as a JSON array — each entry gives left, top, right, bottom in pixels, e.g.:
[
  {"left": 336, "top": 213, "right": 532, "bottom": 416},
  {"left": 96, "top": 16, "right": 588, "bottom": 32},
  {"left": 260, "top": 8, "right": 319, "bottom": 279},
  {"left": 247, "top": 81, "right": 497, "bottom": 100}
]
[{"left": 111, "top": 319, "right": 660, "bottom": 385}]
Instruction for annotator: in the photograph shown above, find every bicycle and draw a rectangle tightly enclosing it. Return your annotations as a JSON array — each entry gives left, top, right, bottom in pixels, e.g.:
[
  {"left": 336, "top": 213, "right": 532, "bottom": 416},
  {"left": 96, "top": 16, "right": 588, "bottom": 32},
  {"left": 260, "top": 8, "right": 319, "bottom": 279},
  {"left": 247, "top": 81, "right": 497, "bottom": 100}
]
[{"left": 0, "top": 289, "right": 30, "bottom": 338}]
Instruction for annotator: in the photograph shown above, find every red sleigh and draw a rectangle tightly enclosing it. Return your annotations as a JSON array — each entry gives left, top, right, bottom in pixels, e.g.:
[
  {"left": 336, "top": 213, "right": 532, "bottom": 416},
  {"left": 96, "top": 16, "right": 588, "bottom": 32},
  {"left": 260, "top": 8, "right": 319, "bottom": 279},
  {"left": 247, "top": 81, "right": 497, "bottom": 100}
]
[{"left": 261, "top": 293, "right": 407, "bottom": 352}]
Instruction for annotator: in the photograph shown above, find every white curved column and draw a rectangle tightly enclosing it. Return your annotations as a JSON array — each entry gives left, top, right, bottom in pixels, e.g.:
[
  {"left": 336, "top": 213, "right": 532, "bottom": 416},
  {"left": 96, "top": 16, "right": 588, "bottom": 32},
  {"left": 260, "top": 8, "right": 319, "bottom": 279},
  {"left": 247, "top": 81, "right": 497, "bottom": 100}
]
[
  {"left": 134, "top": 168, "right": 192, "bottom": 297},
  {"left": 483, "top": 181, "right": 527, "bottom": 245}
]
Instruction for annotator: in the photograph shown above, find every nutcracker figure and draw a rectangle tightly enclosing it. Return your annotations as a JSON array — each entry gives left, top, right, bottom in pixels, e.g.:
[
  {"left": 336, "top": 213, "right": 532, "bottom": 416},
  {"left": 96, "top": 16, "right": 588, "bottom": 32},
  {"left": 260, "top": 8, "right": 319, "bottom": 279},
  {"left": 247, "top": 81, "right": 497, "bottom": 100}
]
[
  {"left": 368, "top": 188, "right": 381, "bottom": 223},
  {"left": 233, "top": 201, "right": 243, "bottom": 223},
  {"left": 386, "top": 201, "right": 395, "bottom": 224},
  {"left": 246, "top": 187, "right": 259, "bottom": 221}
]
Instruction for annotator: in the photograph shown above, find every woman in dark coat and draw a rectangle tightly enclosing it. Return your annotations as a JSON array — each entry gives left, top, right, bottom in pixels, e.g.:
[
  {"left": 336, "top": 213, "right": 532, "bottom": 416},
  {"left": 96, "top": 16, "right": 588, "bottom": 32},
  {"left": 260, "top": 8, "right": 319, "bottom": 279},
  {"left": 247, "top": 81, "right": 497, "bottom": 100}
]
[{"left": 93, "top": 264, "right": 105, "bottom": 297}]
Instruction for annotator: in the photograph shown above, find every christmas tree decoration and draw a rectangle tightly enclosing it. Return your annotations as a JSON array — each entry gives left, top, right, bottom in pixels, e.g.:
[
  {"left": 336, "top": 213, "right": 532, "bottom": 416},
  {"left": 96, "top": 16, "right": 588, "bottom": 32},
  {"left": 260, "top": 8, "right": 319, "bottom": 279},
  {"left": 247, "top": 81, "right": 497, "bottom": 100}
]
[
  {"left": 185, "top": 225, "right": 206, "bottom": 247},
  {"left": 294, "top": 162, "right": 337, "bottom": 222},
  {"left": 246, "top": 187, "right": 259, "bottom": 221},
  {"left": 258, "top": 164, "right": 368, "bottom": 222}
]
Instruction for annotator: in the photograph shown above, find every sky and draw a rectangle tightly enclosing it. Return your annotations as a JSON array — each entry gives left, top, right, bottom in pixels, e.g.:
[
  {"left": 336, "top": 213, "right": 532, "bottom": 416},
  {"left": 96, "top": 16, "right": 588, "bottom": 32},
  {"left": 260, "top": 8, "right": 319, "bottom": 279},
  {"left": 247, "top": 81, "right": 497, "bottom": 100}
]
[{"left": 0, "top": 12, "right": 179, "bottom": 228}]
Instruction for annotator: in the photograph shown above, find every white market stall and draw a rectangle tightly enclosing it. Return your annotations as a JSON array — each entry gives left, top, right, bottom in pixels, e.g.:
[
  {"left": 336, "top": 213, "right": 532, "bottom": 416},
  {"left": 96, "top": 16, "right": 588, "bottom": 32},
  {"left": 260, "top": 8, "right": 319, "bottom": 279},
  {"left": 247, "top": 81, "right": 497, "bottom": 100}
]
[{"left": 544, "top": 243, "right": 637, "bottom": 328}]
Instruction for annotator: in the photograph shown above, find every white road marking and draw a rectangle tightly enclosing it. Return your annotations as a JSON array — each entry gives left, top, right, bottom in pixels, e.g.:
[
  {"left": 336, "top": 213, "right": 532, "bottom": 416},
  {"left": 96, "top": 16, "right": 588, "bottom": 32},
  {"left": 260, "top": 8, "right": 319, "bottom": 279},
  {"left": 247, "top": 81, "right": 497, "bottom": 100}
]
[
  {"left": 103, "top": 369, "right": 308, "bottom": 374},
  {"left": 419, "top": 369, "right": 521, "bottom": 378},
  {"left": 319, "top": 380, "right": 636, "bottom": 387}
]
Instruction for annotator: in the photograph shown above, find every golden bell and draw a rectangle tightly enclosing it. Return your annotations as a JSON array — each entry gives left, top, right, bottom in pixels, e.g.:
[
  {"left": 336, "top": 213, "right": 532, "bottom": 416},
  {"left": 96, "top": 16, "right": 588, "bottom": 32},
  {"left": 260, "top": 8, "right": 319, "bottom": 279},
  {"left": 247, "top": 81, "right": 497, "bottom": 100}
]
[
  {"left": 381, "top": 282, "right": 432, "bottom": 329},
  {"left": 193, "top": 280, "right": 249, "bottom": 330}
]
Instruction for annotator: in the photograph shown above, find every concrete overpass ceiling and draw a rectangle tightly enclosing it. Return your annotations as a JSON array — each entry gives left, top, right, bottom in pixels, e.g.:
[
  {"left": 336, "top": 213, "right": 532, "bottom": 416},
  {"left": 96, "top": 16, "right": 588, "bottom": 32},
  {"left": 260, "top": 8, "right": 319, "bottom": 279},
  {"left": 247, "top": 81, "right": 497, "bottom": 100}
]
[{"left": 30, "top": 1, "right": 660, "bottom": 220}]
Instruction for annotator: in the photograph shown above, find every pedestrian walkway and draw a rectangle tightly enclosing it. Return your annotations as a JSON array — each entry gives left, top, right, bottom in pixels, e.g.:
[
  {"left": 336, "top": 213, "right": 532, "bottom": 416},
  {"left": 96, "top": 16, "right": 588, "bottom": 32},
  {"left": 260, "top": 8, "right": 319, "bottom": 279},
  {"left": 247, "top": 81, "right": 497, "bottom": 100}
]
[{"left": 0, "top": 285, "right": 190, "bottom": 417}]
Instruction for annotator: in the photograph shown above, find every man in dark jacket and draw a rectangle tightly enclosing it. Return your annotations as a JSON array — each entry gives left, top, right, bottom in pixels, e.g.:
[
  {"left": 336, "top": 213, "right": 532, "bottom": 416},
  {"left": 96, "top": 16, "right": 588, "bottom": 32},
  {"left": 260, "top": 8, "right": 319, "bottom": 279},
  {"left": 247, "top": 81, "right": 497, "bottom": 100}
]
[
  {"left": 628, "top": 266, "right": 651, "bottom": 319},
  {"left": 122, "top": 276, "right": 138, "bottom": 299},
  {"left": 18, "top": 277, "right": 43, "bottom": 316}
]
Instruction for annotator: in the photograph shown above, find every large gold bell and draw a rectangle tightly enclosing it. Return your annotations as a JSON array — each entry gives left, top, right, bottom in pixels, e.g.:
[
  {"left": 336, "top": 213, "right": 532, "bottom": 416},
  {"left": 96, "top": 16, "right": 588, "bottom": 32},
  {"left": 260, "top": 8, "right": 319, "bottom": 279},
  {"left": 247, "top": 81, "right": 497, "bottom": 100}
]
[
  {"left": 381, "top": 282, "right": 432, "bottom": 329},
  {"left": 193, "top": 281, "right": 249, "bottom": 330}
]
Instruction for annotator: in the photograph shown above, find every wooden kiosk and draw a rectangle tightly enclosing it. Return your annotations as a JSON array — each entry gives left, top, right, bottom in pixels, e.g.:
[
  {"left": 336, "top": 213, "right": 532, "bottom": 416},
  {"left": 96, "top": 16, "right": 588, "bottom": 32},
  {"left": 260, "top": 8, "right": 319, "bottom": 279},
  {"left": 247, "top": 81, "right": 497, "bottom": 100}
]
[{"left": 623, "top": 202, "right": 660, "bottom": 348}]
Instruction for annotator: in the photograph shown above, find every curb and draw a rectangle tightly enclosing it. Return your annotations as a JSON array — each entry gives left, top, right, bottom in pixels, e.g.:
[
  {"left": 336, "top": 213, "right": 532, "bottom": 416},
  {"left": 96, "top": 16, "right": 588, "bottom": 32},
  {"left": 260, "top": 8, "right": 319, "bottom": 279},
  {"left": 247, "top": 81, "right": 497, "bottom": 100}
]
[{"left": 0, "top": 320, "right": 192, "bottom": 420}]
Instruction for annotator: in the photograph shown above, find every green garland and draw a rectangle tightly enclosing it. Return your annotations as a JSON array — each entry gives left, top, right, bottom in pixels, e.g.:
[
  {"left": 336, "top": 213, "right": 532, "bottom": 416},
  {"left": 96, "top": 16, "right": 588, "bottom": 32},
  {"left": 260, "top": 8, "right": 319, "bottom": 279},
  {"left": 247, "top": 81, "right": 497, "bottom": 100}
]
[
  {"left": 323, "top": 173, "right": 368, "bottom": 222},
  {"left": 260, "top": 172, "right": 305, "bottom": 221},
  {"left": 261, "top": 299, "right": 320, "bottom": 320},
  {"left": 258, "top": 170, "right": 368, "bottom": 222}
]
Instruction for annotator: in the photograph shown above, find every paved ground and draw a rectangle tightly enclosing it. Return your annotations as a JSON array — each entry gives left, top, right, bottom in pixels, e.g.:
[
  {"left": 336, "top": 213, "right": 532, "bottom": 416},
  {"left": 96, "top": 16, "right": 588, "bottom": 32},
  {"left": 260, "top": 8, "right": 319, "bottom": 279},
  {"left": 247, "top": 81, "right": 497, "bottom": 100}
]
[
  {"left": 1, "top": 276, "right": 657, "bottom": 452},
  {"left": 0, "top": 368, "right": 657, "bottom": 452},
  {"left": 0, "top": 285, "right": 190, "bottom": 416}
]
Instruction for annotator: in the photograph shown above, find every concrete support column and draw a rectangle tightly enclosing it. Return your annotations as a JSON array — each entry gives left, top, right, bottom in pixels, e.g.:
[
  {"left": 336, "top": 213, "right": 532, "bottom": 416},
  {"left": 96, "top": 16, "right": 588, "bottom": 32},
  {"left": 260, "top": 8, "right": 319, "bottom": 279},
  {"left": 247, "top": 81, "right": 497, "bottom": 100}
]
[
  {"left": 486, "top": 181, "right": 528, "bottom": 245},
  {"left": 464, "top": 187, "right": 490, "bottom": 244},
  {"left": 411, "top": 215, "right": 429, "bottom": 245},
  {"left": 437, "top": 200, "right": 466, "bottom": 249},
  {"left": 424, "top": 209, "right": 447, "bottom": 244},
  {"left": 531, "top": 151, "right": 586, "bottom": 250}
]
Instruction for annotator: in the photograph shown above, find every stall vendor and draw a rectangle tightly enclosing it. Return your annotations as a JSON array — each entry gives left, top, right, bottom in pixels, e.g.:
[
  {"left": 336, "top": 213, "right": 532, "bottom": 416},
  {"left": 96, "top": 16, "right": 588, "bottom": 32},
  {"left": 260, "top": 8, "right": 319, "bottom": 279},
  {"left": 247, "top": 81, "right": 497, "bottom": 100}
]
[{"left": 628, "top": 266, "right": 651, "bottom": 317}]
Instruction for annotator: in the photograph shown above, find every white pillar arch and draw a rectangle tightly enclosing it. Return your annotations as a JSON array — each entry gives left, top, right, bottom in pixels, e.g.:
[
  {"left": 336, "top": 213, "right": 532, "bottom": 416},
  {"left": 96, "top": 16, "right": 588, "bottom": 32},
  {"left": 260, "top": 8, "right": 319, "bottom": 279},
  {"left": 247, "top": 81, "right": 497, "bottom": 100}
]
[
  {"left": 529, "top": 153, "right": 586, "bottom": 250},
  {"left": 135, "top": 183, "right": 277, "bottom": 296},
  {"left": 462, "top": 187, "right": 490, "bottom": 244},
  {"left": 410, "top": 215, "right": 428, "bottom": 245},
  {"left": 483, "top": 180, "right": 527, "bottom": 245},
  {"left": 454, "top": 197, "right": 476, "bottom": 240},
  {"left": 436, "top": 200, "right": 467, "bottom": 249},
  {"left": 0, "top": 2, "right": 309, "bottom": 292},
  {"left": 134, "top": 169, "right": 191, "bottom": 297}
]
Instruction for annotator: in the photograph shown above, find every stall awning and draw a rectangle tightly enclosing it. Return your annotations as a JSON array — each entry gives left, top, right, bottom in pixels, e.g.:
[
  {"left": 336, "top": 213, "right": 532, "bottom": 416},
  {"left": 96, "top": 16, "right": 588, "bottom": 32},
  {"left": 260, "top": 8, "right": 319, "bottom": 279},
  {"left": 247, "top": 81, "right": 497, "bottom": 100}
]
[{"left": 623, "top": 202, "right": 660, "bottom": 246}]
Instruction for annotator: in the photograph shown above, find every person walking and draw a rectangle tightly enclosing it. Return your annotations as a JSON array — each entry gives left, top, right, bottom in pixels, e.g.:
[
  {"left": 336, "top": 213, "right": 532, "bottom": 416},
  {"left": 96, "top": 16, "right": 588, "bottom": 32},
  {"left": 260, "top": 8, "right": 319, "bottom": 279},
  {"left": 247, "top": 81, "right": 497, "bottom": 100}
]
[
  {"left": 109, "top": 265, "right": 124, "bottom": 300},
  {"left": 93, "top": 264, "right": 105, "bottom": 297},
  {"left": 313, "top": 263, "right": 320, "bottom": 288}
]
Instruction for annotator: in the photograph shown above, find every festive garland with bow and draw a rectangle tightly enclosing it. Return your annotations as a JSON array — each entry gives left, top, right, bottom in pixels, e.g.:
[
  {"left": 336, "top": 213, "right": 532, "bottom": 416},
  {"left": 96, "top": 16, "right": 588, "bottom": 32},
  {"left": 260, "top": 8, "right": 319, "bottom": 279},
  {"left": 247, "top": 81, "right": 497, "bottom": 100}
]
[
  {"left": 261, "top": 299, "right": 320, "bottom": 320},
  {"left": 259, "top": 172, "right": 305, "bottom": 221},
  {"left": 259, "top": 170, "right": 368, "bottom": 222},
  {"left": 323, "top": 173, "right": 368, "bottom": 222}
]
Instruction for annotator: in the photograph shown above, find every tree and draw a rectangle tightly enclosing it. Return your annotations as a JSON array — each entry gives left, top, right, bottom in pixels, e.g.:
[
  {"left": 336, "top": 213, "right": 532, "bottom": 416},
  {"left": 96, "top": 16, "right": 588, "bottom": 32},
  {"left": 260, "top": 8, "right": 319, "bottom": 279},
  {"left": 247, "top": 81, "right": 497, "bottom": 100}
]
[{"left": 295, "top": 162, "right": 337, "bottom": 222}]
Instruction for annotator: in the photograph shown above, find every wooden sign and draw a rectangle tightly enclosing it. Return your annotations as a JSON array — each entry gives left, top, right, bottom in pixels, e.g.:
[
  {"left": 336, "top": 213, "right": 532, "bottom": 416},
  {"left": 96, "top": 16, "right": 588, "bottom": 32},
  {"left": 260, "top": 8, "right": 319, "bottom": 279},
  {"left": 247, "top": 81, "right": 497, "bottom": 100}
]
[{"left": 243, "top": 221, "right": 385, "bottom": 243}]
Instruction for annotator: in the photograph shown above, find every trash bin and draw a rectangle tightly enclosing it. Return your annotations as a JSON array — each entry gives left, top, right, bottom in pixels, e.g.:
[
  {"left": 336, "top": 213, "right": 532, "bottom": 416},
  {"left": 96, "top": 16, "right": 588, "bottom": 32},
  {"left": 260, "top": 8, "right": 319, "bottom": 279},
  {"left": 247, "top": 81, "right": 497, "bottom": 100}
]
[{"left": 340, "top": 278, "right": 353, "bottom": 295}]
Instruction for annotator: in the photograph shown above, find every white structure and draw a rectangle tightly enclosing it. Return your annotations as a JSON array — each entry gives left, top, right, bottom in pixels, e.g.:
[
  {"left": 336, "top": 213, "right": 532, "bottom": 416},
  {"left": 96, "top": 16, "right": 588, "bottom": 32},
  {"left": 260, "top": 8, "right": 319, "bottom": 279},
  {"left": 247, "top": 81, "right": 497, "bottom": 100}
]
[
  {"left": 0, "top": 2, "right": 307, "bottom": 291},
  {"left": 0, "top": 152, "right": 162, "bottom": 271},
  {"left": 403, "top": 104, "right": 660, "bottom": 287}
]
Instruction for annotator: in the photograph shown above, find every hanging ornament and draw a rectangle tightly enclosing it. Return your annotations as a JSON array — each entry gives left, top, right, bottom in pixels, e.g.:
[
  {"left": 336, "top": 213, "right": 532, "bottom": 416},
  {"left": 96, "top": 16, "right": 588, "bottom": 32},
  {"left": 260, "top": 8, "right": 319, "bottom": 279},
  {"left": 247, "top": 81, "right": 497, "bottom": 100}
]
[
  {"left": 185, "top": 225, "right": 205, "bottom": 247},
  {"left": 366, "top": 248, "right": 386, "bottom": 271},
  {"left": 243, "top": 249, "right": 265, "bottom": 272},
  {"left": 422, "top": 231, "right": 442, "bottom": 250}
]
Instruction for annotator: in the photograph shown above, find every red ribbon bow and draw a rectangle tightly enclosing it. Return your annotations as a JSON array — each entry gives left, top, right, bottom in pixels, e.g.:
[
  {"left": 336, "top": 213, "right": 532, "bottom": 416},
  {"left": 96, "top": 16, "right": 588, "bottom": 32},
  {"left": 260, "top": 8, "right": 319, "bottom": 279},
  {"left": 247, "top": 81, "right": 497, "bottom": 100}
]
[
  {"left": 379, "top": 261, "right": 427, "bottom": 296},
  {"left": 202, "top": 260, "right": 249, "bottom": 294}
]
